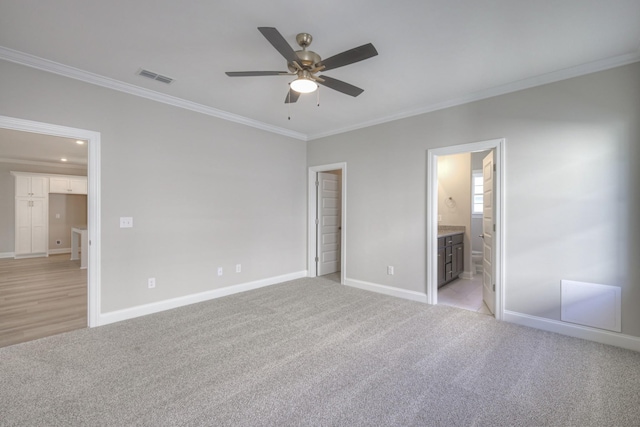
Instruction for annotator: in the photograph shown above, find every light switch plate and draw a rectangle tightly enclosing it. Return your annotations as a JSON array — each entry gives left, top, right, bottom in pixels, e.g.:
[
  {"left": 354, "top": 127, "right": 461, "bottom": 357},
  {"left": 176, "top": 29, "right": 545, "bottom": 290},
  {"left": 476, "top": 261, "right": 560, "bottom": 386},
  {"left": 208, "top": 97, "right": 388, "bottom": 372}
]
[{"left": 120, "top": 217, "right": 133, "bottom": 228}]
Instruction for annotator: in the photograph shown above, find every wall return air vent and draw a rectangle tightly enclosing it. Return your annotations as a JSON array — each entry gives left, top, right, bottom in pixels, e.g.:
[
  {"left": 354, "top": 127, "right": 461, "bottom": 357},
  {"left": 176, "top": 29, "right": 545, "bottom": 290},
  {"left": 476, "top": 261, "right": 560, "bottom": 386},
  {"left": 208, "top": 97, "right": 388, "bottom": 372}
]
[{"left": 137, "top": 69, "right": 174, "bottom": 84}]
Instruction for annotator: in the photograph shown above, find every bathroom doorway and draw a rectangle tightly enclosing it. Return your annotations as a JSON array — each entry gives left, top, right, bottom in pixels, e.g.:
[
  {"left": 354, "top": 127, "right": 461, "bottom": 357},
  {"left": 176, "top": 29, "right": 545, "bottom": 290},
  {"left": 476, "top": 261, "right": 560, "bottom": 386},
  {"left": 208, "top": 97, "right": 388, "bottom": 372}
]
[
  {"left": 427, "top": 139, "right": 505, "bottom": 320},
  {"left": 436, "top": 150, "right": 492, "bottom": 315}
]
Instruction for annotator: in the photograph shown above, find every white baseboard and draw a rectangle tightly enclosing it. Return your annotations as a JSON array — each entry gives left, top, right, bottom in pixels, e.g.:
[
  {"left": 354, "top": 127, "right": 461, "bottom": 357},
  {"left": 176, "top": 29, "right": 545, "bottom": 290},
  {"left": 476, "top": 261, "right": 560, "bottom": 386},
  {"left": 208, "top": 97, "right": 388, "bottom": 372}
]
[
  {"left": 0, "top": 252, "right": 15, "bottom": 259},
  {"left": 460, "top": 270, "right": 474, "bottom": 280},
  {"left": 14, "top": 253, "right": 47, "bottom": 259},
  {"left": 344, "top": 278, "right": 428, "bottom": 303},
  {"left": 48, "top": 247, "right": 71, "bottom": 255},
  {"left": 98, "top": 270, "right": 308, "bottom": 326},
  {"left": 503, "top": 310, "right": 640, "bottom": 352}
]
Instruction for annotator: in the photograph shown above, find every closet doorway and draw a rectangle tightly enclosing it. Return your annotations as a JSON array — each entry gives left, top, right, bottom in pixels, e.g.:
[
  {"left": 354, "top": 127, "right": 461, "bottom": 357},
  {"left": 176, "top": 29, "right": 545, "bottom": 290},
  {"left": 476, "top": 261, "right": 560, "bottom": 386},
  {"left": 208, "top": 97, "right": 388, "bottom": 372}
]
[{"left": 308, "top": 163, "right": 347, "bottom": 284}]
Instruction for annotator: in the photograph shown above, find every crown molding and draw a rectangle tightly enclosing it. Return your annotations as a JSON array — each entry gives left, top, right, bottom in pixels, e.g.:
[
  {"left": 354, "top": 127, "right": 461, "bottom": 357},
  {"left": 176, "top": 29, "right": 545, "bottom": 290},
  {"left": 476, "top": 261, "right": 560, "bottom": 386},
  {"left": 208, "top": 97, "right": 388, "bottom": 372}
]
[
  {"left": 2, "top": 45, "right": 637, "bottom": 143},
  {"left": 307, "top": 51, "right": 640, "bottom": 141},
  {"left": 0, "top": 46, "right": 307, "bottom": 141},
  {"left": 0, "top": 157, "right": 87, "bottom": 169}
]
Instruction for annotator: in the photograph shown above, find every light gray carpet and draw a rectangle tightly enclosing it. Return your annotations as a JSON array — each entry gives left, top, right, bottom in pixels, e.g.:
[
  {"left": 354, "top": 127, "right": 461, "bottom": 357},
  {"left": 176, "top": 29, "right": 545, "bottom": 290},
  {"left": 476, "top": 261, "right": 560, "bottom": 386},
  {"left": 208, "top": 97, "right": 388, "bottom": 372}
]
[{"left": 1, "top": 276, "right": 639, "bottom": 426}]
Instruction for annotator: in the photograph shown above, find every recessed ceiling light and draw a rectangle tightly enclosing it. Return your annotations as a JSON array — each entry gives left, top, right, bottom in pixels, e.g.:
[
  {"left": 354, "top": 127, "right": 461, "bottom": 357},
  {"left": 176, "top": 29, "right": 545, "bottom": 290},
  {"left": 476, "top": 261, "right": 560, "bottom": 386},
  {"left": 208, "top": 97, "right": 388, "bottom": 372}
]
[
  {"left": 76, "top": 140, "right": 85, "bottom": 145},
  {"left": 60, "top": 158, "right": 68, "bottom": 162}
]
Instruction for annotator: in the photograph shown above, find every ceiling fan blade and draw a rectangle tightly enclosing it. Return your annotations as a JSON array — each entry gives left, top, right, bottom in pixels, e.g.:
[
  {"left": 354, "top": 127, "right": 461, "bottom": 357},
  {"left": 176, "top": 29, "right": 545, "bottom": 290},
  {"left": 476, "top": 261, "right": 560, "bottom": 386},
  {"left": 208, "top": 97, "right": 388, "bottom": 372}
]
[
  {"left": 285, "top": 88, "right": 300, "bottom": 104},
  {"left": 317, "top": 75, "right": 364, "bottom": 97},
  {"left": 225, "top": 71, "right": 290, "bottom": 77},
  {"left": 258, "top": 27, "right": 299, "bottom": 64},
  {"left": 316, "top": 43, "right": 378, "bottom": 71}
]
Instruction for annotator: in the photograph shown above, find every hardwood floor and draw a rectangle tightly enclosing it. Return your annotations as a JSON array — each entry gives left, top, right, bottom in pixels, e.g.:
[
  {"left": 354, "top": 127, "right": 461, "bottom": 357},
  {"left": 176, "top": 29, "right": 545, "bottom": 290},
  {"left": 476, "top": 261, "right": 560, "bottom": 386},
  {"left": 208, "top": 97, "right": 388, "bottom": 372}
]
[{"left": 0, "top": 254, "right": 87, "bottom": 348}]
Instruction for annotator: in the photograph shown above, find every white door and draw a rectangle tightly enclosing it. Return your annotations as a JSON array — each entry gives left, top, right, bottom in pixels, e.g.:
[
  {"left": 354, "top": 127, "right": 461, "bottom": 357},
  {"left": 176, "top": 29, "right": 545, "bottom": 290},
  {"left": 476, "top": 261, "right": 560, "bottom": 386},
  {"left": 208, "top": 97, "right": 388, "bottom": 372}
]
[
  {"left": 15, "top": 199, "right": 32, "bottom": 255},
  {"left": 15, "top": 198, "right": 48, "bottom": 255},
  {"left": 30, "top": 198, "right": 48, "bottom": 253},
  {"left": 316, "top": 172, "right": 341, "bottom": 276},
  {"left": 482, "top": 151, "right": 495, "bottom": 314}
]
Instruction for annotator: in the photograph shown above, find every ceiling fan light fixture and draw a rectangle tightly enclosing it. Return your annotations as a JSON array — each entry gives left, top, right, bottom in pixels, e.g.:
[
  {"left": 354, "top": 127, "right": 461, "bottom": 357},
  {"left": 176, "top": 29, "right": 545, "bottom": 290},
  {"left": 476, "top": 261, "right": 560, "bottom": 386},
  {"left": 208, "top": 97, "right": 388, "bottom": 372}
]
[
  {"left": 290, "top": 77, "right": 318, "bottom": 94},
  {"left": 291, "top": 70, "right": 318, "bottom": 93}
]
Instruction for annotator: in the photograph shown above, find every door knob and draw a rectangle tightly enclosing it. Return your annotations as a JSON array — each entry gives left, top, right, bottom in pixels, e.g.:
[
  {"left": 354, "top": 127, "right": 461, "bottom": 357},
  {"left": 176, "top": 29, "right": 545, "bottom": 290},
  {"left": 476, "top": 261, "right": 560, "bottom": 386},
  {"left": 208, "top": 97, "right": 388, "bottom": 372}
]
[{"left": 479, "top": 234, "right": 484, "bottom": 238}]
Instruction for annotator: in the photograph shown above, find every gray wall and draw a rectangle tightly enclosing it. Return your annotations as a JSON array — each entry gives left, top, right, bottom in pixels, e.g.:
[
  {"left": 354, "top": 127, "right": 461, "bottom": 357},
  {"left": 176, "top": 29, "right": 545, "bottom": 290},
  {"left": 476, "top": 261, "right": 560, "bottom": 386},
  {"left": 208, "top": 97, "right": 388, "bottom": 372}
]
[
  {"left": 2, "top": 57, "right": 638, "bottom": 338},
  {"left": 308, "top": 63, "right": 640, "bottom": 337},
  {"left": 0, "top": 162, "right": 87, "bottom": 254},
  {"left": 0, "top": 60, "right": 307, "bottom": 313},
  {"left": 49, "top": 193, "right": 87, "bottom": 251}
]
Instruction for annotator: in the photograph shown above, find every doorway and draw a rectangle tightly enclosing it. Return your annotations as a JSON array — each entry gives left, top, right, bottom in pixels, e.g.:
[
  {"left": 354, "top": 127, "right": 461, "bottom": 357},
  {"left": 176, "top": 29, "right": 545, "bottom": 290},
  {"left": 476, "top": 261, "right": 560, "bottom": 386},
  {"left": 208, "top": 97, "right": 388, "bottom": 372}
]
[
  {"left": 436, "top": 150, "right": 492, "bottom": 315},
  {"left": 0, "top": 115, "right": 101, "bottom": 328},
  {"left": 308, "top": 163, "right": 347, "bottom": 284},
  {"left": 427, "top": 139, "right": 504, "bottom": 320}
]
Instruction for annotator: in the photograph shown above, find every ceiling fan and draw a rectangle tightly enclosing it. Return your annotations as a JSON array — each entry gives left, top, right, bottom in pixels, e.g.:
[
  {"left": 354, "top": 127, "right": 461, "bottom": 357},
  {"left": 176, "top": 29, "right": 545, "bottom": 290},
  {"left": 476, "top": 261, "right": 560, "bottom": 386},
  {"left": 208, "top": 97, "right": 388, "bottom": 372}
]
[{"left": 226, "top": 27, "right": 378, "bottom": 103}]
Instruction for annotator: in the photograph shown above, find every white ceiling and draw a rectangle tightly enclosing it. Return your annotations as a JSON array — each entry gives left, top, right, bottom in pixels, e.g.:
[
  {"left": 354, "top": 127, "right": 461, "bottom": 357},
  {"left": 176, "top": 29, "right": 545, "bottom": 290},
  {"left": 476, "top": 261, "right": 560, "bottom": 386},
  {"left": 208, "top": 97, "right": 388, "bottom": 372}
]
[
  {"left": 0, "top": 128, "right": 87, "bottom": 167},
  {"left": 1, "top": 0, "right": 639, "bottom": 143}
]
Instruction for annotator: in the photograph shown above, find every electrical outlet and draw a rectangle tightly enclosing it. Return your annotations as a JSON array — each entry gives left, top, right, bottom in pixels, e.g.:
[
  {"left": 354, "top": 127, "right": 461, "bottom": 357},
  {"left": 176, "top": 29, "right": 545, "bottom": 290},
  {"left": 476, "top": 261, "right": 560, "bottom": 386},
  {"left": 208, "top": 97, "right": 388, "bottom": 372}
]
[
  {"left": 387, "top": 266, "right": 394, "bottom": 275},
  {"left": 236, "top": 264, "right": 241, "bottom": 273},
  {"left": 148, "top": 277, "right": 156, "bottom": 289},
  {"left": 217, "top": 267, "right": 223, "bottom": 276},
  {"left": 120, "top": 217, "right": 133, "bottom": 228}
]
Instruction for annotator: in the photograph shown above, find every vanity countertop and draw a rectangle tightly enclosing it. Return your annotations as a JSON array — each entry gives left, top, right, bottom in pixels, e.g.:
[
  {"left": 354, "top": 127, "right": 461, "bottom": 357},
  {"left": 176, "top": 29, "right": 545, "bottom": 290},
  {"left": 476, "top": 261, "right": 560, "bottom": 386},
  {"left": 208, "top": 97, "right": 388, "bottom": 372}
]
[{"left": 438, "top": 225, "right": 465, "bottom": 238}]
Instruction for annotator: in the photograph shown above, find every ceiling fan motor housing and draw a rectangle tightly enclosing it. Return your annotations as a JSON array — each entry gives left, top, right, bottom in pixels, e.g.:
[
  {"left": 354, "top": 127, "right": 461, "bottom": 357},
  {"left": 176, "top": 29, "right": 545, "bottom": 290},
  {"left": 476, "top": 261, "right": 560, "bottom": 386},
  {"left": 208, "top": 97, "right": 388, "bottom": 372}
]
[
  {"left": 286, "top": 32, "right": 321, "bottom": 72},
  {"left": 288, "top": 49, "right": 321, "bottom": 72}
]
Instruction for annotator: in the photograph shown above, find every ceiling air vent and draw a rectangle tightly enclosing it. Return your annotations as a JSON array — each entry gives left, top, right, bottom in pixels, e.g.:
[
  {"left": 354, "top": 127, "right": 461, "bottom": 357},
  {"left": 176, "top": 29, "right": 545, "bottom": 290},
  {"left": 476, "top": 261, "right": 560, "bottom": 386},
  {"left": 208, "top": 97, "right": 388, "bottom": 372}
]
[{"left": 137, "top": 69, "right": 174, "bottom": 84}]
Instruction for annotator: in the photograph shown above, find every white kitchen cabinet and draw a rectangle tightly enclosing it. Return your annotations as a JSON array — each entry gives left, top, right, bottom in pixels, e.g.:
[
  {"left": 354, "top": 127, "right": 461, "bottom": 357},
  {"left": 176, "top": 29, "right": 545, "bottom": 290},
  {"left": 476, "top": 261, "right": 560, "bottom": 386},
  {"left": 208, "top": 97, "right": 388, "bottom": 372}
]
[
  {"left": 15, "top": 197, "right": 48, "bottom": 255},
  {"left": 15, "top": 174, "right": 48, "bottom": 198},
  {"left": 12, "top": 172, "right": 49, "bottom": 257},
  {"left": 49, "top": 176, "right": 87, "bottom": 194}
]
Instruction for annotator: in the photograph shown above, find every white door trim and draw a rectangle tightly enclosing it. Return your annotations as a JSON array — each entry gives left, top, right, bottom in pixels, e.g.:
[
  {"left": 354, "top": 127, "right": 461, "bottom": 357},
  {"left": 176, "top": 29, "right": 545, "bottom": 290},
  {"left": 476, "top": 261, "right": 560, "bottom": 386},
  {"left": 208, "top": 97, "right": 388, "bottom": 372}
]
[
  {"left": 427, "top": 139, "right": 505, "bottom": 320},
  {"left": 0, "top": 115, "right": 101, "bottom": 327},
  {"left": 308, "top": 163, "right": 346, "bottom": 284}
]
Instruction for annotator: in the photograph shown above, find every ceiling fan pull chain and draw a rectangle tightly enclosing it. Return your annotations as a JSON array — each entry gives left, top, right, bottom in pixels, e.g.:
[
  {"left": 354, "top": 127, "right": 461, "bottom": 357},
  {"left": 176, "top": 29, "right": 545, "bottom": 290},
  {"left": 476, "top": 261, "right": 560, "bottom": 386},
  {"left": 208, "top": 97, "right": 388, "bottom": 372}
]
[
  {"left": 317, "top": 86, "right": 320, "bottom": 107},
  {"left": 288, "top": 86, "right": 291, "bottom": 120}
]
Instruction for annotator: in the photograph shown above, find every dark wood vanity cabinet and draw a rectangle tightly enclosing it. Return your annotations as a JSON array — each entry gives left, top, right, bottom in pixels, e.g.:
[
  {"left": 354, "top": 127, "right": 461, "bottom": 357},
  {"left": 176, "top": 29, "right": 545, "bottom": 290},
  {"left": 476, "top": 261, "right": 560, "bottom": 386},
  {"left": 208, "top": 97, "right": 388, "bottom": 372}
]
[{"left": 437, "top": 233, "right": 463, "bottom": 288}]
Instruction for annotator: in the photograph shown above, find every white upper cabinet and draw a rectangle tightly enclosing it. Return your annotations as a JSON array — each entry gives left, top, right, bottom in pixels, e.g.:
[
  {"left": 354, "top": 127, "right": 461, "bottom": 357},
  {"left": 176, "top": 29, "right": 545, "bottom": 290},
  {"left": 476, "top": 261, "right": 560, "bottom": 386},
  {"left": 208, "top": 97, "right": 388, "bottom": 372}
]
[
  {"left": 15, "top": 175, "right": 48, "bottom": 198},
  {"left": 49, "top": 176, "right": 88, "bottom": 194}
]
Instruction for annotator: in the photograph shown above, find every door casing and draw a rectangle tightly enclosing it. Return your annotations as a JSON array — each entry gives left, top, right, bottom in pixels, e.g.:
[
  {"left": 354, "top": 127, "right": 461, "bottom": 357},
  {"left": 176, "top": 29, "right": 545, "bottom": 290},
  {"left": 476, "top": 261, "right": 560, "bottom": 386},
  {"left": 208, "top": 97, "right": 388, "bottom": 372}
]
[
  {"left": 308, "top": 163, "right": 346, "bottom": 284},
  {"left": 316, "top": 172, "right": 342, "bottom": 276},
  {"left": 427, "top": 139, "right": 505, "bottom": 320},
  {"left": 0, "top": 115, "right": 101, "bottom": 327}
]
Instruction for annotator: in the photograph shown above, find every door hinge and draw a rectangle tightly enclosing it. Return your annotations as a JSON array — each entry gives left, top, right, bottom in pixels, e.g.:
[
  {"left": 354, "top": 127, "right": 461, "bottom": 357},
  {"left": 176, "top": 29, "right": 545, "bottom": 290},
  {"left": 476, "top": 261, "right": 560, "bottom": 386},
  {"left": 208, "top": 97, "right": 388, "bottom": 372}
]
[
  {"left": 315, "top": 181, "right": 319, "bottom": 187},
  {"left": 493, "top": 164, "right": 496, "bottom": 172},
  {"left": 493, "top": 223, "right": 496, "bottom": 232},
  {"left": 315, "top": 218, "right": 319, "bottom": 225},
  {"left": 315, "top": 257, "right": 319, "bottom": 262},
  {"left": 493, "top": 284, "right": 495, "bottom": 291}
]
